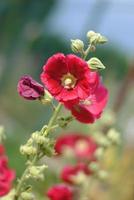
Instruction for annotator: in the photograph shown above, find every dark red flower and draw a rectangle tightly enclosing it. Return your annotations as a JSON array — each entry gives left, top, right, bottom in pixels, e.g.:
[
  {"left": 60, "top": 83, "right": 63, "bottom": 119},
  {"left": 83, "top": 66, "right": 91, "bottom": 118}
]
[
  {"left": 0, "top": 156, "right": 15, "bottom": 197},
  {"left": 55, "top": 134, "right": 97, "bottom": 160},
  {"left": 41, "top": 53, "right": 98, "bottom": 103},
  {"left": 17, "top": 75, "right": 44, "bottom": 100},
  {"left": 65, "top": 75, "right": 108, "bottom": 123},
  {"left": 61, "top": 163, "right": 91, "bottom": 184},
  {"left": 47, "top": 184, "right": 73, "bottom": 200}
]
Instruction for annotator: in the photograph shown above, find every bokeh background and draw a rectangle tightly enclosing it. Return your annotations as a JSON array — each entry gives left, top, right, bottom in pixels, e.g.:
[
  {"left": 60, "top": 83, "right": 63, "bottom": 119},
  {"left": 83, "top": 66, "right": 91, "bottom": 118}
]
[{"left": 0, "top": 0, "right": 134, "bottom": 199}]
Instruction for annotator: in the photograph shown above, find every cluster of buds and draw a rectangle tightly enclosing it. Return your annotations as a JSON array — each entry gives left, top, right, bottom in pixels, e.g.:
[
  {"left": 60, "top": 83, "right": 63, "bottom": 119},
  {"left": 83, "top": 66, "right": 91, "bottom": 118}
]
[
  {"left": 71, "top": 30, "right": 107, "bottom": 70},
  {"left": 87, "top": 31, "right": 108, "bottom": 45},
  {"left": 20, "top": 130, "right": 55, "bottom": 158},
  {"left": 27, "top": 165, "right": 47, "bottom": 180},
  {"left": 20, "top": 191, "right": 35, "bottom": 200}
]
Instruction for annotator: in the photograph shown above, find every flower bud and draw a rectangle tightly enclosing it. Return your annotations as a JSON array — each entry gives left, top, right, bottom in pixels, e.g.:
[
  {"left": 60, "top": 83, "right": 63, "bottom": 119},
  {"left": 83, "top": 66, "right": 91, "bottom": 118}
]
[
  {"left": 17, "top": 75, "right": 44, "bottom": 100},
  {"left": 97, "top": 136, "right": 111, "bottom": 148},
  {"left": 28, "top": 165, "right": 47, "bottom": 180},
  {"left": 21, "top": 191, "right": 34, "bottom": 200},
  {"left": 87, "top": 57, "right": 106, "bottom": 70},
  {"left": 95, "top": 147, "right": 105, "bottom": 159},
  {"left": 107, "top": 128, "right": 120, "bottom": 145},
  {"left": 20, "top": 145, "right": 37, "bottom": 156},
  {"left": 87, "top": 30, "right": 107, "bottom": 45},
  {"left": 71, "top": 39, "right": 84, "bottom": 53}
]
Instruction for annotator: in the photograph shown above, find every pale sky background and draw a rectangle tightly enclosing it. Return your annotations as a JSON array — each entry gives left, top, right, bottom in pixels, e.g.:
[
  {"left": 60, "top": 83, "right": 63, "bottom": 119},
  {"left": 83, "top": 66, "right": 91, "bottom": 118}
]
[{"left": 44, "top": 0, "right": 134, "bottom": 57}]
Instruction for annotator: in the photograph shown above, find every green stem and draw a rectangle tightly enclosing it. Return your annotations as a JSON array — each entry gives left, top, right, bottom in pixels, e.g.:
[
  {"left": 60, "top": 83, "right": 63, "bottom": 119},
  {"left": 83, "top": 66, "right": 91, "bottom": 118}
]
[
  {"left": 14, "top": 103, "right": 62, "bottom": 200},
  {"left": 83, "top": 44, "right": 92, "bottom": 60}
]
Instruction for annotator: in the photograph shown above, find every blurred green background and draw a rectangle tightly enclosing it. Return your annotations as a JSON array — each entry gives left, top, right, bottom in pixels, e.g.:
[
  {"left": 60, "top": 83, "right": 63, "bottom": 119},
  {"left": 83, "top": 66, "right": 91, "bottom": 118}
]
[{"left": 0, "top": 0, "right": 134, "bottom": 199}]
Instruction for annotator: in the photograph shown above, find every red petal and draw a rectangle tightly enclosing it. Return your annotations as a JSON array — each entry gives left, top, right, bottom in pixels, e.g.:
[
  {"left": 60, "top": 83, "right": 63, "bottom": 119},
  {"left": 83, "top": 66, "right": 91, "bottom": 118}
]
[
  {"left": 66, "top": 54, "right": 89, "bottom": 79},
  {"left": 43, "top": 53, "right": 68, "bottom": 79}
]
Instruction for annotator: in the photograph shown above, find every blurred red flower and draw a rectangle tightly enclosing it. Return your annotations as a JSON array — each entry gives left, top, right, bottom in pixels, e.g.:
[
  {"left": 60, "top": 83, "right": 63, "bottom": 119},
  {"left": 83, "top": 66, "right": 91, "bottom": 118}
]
[
  {"left": 0, "top": 156, "right": 15, "bottom": 197},
  {"left": 55, "top": 134, "right": 97, "bottom": 160},
  {"left": 17, "top": 75, "right": 44, "bottom": 100},
  {"left": 61, "top": 163, "right": 91, "bottom": 184},
  {"left": 47, "top": 184, "right": 73, "bottom": 200},
  {"left": 0, "top": 145, "right": 5, "bottom": 155},
  {"left": 41, "top": 53, "right": 98, "bottom": 103}
]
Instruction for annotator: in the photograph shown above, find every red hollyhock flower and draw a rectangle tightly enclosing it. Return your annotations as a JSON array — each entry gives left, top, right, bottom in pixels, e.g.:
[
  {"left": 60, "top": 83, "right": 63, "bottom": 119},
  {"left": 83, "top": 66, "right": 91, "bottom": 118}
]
[
  {"left": 41, "top": 53, "right": 98, "bottom": 102},
  {"left": 65, "top": 74, "right": 108, "bottom": 123},
  {"left": 55, "top": 134, "right": 97, "bottom": 160},
  {"left": 61, "top": 163, "right": 91, "bottom": 184},
  {"left": 47, "top": 184, "right": 73, "bottom": 200},
  {"left": 0, "top": 156, "right": 15, "bottom": 197},
  {"left": 17, "top": 75, "right": 44, "bottom": 100}
]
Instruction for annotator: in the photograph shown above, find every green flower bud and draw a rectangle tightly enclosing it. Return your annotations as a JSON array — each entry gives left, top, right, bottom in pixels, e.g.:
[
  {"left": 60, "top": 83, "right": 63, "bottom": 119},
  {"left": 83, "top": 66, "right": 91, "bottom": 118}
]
[
  {"left": 107, "top": 128, "right": 120, "bottom": 145},
  {"left": 20, "top": 145, "right": 37, "bottom": 156},
  {"left": 28, "top": 165, "right": 47, "bottom": 180},
  {"left": 71, "top": 39, "right": 84, "bottom": 53},
  {"left": 20, "top": 191, "right": 34, "bottom": 200},
  {"left": 31, "top": 131, "right": 40, "bottom": 140},
  {"left": 87, "top": 57, "right": 106, "bottom": 70},
  {"left": 87, "top": 30, "right": 108, "bottom": 45},
  {"left": 32, "top": 132, "right": 46, "bottom": 145}
]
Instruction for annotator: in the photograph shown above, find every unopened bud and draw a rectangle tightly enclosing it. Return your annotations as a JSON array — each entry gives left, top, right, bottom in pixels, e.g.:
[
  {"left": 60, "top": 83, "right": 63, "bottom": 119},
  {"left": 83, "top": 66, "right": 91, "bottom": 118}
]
[
  {"left": 28, "top": 165, "right": 47, "bottom": 180},
  {"left": 107, "top": 128, "right": 120, "bottom": 145},
  {"left": 20, "top": 145, "right": 37, "bottom": 156},
  {"left": 71, "top": 39, "right": 84, "bottom": 53},
  {"left": 21, "top": 191, "right": 34, "bottom": 200},
  {"left": 87, "top": 30, "right": 108, "bottom": 45},
  {"left": 87, "top": 57, "right": 106, "bottom": 70}
]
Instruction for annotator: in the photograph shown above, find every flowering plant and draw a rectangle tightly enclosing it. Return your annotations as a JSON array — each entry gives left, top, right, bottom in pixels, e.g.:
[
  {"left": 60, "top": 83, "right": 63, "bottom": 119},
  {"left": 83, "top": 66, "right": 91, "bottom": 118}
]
[{"left": 0, "top": 31, "right": 121, "bottom": 200}]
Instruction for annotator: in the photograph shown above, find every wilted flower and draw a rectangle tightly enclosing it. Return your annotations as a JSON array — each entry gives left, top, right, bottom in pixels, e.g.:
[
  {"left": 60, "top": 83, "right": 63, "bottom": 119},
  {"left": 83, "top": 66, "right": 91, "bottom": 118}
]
[{"left": 17, "top": 75, "right": 44, "bottom": 100}]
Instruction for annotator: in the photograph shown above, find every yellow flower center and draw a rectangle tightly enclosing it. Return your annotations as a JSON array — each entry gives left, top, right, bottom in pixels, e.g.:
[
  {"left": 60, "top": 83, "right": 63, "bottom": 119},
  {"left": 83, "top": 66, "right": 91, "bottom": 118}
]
[
  {"left": 75, "top": 140, "right": 89, "bottom": 152},
  {"left": 61, "top": 73, "right": 77, "bottom": 89}
]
